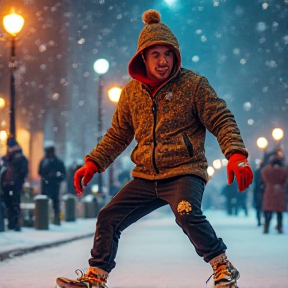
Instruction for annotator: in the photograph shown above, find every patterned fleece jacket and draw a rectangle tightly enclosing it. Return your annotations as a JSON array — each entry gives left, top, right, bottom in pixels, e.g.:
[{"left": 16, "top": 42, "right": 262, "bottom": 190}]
[{"left": 87, "top": 67, "right": 248, "bottom": 182}]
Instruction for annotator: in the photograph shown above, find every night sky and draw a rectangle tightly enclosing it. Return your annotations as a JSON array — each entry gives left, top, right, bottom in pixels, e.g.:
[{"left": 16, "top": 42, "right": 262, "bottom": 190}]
[{"left": 0, "top": 0, "right": 287, "bottom": 168}]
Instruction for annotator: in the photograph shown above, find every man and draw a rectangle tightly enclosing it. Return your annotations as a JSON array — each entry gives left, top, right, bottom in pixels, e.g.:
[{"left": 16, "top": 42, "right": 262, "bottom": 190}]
[
  {"left": 38, "top": 146, "right": 66, "bottom": 225},
  {"left": 56, "top": 9, "right": 253, "bottom": 288},
  {"left": 0, "top": 136, "right": 28, "bottom": 231}
]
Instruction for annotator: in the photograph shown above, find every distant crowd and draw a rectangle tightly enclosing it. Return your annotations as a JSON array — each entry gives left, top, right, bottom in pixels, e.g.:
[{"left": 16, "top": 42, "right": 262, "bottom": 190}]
[
  {"left": 221, "top": 145, "right": 288, "bottom": 234},
  {"left": 0, "top": 136, "right": 131, "bottom": 232},
  {"left": 1, "top": 137, "right": 287, "bottom": 234}
]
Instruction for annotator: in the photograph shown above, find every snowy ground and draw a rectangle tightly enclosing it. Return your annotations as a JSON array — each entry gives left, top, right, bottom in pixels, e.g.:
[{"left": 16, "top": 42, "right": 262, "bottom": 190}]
[
  {"left": 0, "top": 218, "right": 96, "bottom": 257},
  {"left": 0, "top": 208, "right": 287, "bottom": 288}
]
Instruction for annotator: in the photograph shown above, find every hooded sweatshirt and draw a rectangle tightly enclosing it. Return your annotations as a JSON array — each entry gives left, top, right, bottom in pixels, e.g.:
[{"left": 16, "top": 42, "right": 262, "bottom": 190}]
[{"left": 87, "top": 10, "right": 248, "bottom": 182}]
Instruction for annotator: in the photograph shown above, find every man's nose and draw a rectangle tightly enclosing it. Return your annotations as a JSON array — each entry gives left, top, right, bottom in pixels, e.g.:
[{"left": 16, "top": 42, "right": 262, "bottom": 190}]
[{"left": 159, "top": 58, "right": 167, "bottom": 66}]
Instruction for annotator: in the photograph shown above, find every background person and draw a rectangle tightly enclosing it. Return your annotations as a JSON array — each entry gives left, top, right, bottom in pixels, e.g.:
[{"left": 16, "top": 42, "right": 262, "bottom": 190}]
[
  {"left": 0, "top": 136, "right": 28, "bottom": 231},
  {"left": 38, "top": 146, "right": 66, "bottom": 225},
  {"left": 261, "top": 155, "right": 288, "bottom": 234}
]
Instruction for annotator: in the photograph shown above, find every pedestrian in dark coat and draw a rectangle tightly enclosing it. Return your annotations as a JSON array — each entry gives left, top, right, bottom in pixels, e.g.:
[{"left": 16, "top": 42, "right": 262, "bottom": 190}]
[
  {"left": 252, "top": 162, "right": 266, "bottom": 226},
  {"left": 222, "top": 181, "right": 238, "bottom": 215},
  {"left": 261, "top": 156, "right": 288, "bottom": 234},
  {"left": 38, "top": 146, "right": 66, "bottom": 225},
  {"left": 252, "top": 149, "right": 281, "bottom": 226},
  {"left": 0, "top": 137, "right": 28, "bottom": 231}
]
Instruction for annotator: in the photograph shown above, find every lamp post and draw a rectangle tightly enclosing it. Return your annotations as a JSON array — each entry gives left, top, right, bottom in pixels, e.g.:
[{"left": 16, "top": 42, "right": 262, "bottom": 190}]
[
  {"left": 272, "top": 127, "right": 284, "bottom": 159},
  {"left": 107, "top": 86, "right": 122, "bottom": 194},
  {"left": 93, "top": 58, "right": 109, "bottom": 193},
  {"left": 256, "top": 136, "right": 269, "bottom": 167},
  {"left": 2, "top": 12, "right": 25, "bottom": 139}
]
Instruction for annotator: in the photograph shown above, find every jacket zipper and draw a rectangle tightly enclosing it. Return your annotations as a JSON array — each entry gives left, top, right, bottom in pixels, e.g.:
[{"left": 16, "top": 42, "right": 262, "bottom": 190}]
[{"left": 151, "top": 98, "right": 160, "bottom": 174}]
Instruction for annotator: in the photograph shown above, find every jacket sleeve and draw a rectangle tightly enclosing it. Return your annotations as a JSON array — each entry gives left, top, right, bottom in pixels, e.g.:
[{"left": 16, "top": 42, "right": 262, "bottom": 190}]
[
  {"left": 20, "top": 157, "right": 29, "bottom": 179},
  {"left": 87, "top": 87, "right": 135, "bottom": 171},
  {"left": 56, "top": 158, "right": 66, "bottom": 181},
  {"left": 193, "top": 77, "right": 248, "bottom": 159}
]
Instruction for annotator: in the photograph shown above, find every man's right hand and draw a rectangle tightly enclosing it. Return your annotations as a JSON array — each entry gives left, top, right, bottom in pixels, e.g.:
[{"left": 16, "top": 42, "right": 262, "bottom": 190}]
[{"left": 74, "top": 160, "right": 99, "bottom": 195}]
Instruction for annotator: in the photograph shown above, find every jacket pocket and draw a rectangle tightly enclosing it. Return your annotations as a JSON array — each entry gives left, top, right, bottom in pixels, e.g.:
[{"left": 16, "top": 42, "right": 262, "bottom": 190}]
[{"left": 183, "top": 133, "right": 193, "bottom": 157}]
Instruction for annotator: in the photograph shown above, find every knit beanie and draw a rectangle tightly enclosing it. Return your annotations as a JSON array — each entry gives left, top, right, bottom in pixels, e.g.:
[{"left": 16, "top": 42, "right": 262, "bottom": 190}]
[
  {"left": 7, "top": 136, "right": 22, "bottom": 153},
  {"left": 128, "top": 9, "right": 181, "bottom": 81}
]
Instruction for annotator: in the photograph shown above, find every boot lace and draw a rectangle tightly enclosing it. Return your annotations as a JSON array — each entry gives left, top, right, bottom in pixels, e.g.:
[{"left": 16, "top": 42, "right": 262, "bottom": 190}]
[
  {"left": 75, "top": 269, "right": 108, "bottom": 288},
  {"left": 206, "top": 260, "right": 232, "bottom": 285},
  {"left": 213, "top": 261, "right": 232, "bottom": 279}
]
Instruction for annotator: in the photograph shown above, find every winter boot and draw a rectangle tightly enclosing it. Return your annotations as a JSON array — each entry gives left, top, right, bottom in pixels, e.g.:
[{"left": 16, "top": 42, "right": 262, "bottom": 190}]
[
  {"left": 276, "top": 214, "right": 283, "bottom": 234},
  {"left": 276, "top": 225, "right": 283, "bottom": 234},
  {"left": 56, "top": 267, "right": 108, "bottom": 288},
  {"left": 54, "top": 211, "right": 61, "bottom": 226},
  {"left": 263, "top": 223, "right": 269, "bottom": 234},
  {"left": 207, "top": 253, "right": 240, "bottom": 288}
]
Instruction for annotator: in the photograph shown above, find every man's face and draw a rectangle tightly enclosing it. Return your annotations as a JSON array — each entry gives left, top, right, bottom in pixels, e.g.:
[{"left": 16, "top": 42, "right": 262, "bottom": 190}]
[{"left": 143, "top": 45, "right": 175, "bottom": 83}]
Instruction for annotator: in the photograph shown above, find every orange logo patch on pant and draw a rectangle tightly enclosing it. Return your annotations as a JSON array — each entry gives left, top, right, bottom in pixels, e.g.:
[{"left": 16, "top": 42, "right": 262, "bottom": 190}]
[{"left": 177, "top": 200, "right": 192, "bottom": 215}]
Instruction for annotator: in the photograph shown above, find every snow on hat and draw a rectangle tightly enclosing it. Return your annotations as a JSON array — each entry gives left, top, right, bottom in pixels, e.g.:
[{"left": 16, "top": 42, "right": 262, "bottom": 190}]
[
  {"left": 128, "top": 9, "right": 181, "bottom": 81},
  {"left": 7, "top": 136, "right": 22, "bottom": 153}
]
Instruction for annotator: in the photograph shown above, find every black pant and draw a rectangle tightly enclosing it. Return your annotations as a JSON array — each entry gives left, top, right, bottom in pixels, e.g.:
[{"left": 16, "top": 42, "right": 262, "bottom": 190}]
[
  {"left": 2, "top": 184, "right": 21, "bottom": 229},
  {"left": 264, "top": 211, "right": 283, "bottom": 229},
  {"left": 89, "top": 175, "right": 227, "bottom": 272},
  {"left": 42, "top": 184, "right": 60, "bottom": 220}
]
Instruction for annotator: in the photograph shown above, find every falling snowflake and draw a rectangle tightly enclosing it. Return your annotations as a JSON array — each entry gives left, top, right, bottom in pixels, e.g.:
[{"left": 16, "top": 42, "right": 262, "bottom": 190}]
[{"left": 256, "top": 22, "right": 267, "bottom": 32}]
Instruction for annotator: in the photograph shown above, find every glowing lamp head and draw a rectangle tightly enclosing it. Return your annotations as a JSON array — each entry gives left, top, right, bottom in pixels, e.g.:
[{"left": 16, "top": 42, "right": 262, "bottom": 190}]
[
  {"left": 108, "top": 87, "right": 122, "bottom": 103},
  {"left": 93, "top": 59, "right": 109, "bottom": 75},
  {"left": 207, "top": 166, "right": 215, "bottom": 177},
  {"left": 272, "top": 128, "right": 284, "bottom": 141},
  {"left": 257, "top": 137, "right": 268, "bottom": 150},
  {"left": 3, "top": 13, "right": 25, "bottom": 36}
]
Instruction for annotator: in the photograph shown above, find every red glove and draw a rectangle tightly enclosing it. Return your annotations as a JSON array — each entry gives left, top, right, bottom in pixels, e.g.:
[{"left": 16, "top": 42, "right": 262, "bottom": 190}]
[
  {"left": 227, "top": 153, "right": 253, "bottom": 192},
  {"left": 74, "top": 160, "right": 98, "bottom": 195}
]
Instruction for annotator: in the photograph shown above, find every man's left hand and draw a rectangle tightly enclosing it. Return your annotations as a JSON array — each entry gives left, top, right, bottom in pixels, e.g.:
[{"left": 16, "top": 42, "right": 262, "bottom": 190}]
[{"left": 227, "top": 153, "right": 253, "bottom": 192}]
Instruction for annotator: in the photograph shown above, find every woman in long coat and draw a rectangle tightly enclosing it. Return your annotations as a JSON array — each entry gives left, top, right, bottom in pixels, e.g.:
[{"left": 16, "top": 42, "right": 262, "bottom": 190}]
[{"left": 261, "top": 156, "right": 288, "bottom": 233}]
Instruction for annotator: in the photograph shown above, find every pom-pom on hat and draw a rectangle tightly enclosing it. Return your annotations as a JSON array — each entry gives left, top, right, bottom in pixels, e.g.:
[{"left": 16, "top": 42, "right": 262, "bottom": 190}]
[{"left": 128, "top": 9, "right": 181, "bottom": 81}]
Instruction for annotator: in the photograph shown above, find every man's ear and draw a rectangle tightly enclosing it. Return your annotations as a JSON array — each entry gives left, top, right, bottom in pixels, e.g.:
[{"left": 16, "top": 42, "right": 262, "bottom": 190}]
[{"left": 141, "top": 51, "right": 146, "bottom": 64}]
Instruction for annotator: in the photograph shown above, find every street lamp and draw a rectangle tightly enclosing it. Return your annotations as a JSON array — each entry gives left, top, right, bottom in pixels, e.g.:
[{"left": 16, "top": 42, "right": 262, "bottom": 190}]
[
  {"left": 256, "top": 137, "right": 268, "bottom": 151},
  {"left": 2, "top": 12, "right": 25, "bottom": 139},
  {"left": 107, "top": 86, "right": 122, "bottom": 195},
  {"left": 93, "top": 58, "right": 109, "bottom": 193},
  {"left": 0, "top": 97, "right": 5, "bottom": 109},
  {"left": 207, "top": 166, "right": 215, "bottom": 178},
  {"left": 212, "top": 159, "right": 222, "bottom": 170},
  {"left": 108, "top": 86, "right": 122, "bottom": 103},
  {"left": 272, "top": 128, "right": 284, "bottom": 142}
]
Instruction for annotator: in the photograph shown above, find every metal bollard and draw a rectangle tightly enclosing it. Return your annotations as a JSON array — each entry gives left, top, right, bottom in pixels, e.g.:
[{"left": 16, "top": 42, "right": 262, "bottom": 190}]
[
  {"left": 34, "top": 195, "right": 49, "bottom": 230},
  {"left": 21, "top": 186, "right": 35, "bottom": 227},
  {"left": 82, "top": 195, "right": 99, "bottom": 218},
  {"left": 63, "top": 194, "right": 76, "bottom": 222},
  {"left": 0, "top": 200, "right": 5, "bottom": 232}
]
